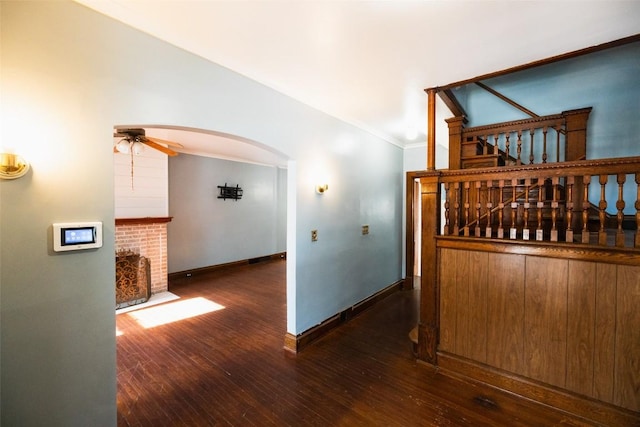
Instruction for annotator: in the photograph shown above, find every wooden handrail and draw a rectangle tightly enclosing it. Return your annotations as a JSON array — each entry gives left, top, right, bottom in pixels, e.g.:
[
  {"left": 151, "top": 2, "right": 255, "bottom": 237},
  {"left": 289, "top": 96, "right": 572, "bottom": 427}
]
[{"left": 439, "top": 156, "right": 640, "bottom": 183}]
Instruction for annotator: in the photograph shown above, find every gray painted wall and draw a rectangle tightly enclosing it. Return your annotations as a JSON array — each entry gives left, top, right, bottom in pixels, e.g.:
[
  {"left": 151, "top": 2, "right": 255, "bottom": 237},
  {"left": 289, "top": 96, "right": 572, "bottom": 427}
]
[
  {"left": 1, "top": 2, "right": 402, "bottom": 424},
  {"left": 168, "top": 155, "right": 286, "bottom": 273}
]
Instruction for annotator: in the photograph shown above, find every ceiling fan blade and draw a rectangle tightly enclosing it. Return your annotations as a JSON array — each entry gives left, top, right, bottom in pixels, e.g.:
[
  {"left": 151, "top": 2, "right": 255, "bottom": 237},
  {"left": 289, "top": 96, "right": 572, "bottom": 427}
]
[
  {"left": 142, "top": 140, "right": 179, "bottom": 157},
  {"left": 144, "top": 135, "right": 184, "bottom": 148}
]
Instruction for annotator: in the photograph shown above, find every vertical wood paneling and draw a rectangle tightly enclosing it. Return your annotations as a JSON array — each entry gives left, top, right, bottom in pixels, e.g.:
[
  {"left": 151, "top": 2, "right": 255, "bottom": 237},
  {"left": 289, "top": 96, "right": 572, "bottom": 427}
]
[
  {"left": 593, "top": 263, "right": 617, "bottom": 403},
  {"left": 114, "top": 147, "right": 168, "bottom": 218},
  {"left": 524, "top": 257, "right": 568, "bottom": 388},
  {"left": 439, "top": 248, "right": 457, "bottom": 352},
  {"left": 467, "top": 250, "right": 488, "bottom": 363},
  {"left": 566, "top": 261, "right": 596, "bottom": 396},
  {"left": 435, "top": 244, "right": 640, "bottom": 413},
  {"left": 486, "top": 253, "right": 525, "bottom": 374},
  {"left": 614, "top": 265, "right": 640, "bottom": 411},
  {"left": 454, "top": 250, "right": 471, "bottom": 357}
]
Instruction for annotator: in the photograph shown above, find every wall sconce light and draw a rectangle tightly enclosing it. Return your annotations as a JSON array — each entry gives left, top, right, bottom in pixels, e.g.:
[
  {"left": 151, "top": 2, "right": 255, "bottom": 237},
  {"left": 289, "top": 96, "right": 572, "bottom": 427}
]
[
  {"left": 0, "top": 152, "right": 30, "bottom": 180},
  {"left": 315, "top": 184, "right": 329, "bottom": 194}
]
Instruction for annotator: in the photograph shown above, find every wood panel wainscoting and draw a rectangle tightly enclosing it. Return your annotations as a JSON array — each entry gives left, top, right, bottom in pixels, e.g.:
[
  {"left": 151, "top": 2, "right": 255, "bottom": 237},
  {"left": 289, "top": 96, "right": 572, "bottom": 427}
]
[{"left": 436, "top": 238, "right": 639, "bottom": 425}]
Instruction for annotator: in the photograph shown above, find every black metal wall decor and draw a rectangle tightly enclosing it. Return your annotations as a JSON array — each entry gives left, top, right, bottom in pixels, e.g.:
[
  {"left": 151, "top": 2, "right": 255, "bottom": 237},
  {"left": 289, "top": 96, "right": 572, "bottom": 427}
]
[{"left": 217, "top": 183, "right": 243, "bottom": 201}]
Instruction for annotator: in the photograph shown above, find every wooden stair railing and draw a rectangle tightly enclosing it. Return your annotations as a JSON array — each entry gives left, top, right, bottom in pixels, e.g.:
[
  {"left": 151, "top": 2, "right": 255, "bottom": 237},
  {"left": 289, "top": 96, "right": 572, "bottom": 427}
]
[
  {"left": 447, "top": 107, "right": 592, "bottom": 170},
  {"left": 440, "top": 156, "right": 640, "bottom": 249},
  {"left": 459, "top": 180, "right": 629, "bottom": 241}
]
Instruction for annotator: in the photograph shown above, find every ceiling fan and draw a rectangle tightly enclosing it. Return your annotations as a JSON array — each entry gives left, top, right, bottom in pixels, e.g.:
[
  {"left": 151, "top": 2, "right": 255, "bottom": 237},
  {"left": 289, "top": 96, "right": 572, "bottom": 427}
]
[{"left": 113, "top": 128, "right": 183, "bottom": 156}]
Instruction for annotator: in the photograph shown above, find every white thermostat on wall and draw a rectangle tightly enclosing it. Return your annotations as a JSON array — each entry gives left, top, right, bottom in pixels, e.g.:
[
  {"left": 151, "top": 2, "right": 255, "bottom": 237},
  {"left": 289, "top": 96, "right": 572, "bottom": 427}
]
[{"left": 53, "top": 222, "right": 103, "bottom": 252}]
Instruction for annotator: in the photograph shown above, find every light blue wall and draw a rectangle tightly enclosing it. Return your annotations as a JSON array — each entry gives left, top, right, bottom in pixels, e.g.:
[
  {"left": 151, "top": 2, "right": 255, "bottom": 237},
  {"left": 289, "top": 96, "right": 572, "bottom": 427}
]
[
  {"left": 168, "top": 154, "right": 286, "bottom": 273},
  {"left": 0, "top": 2, "right": 403, "bottom": 424},
  {"left": 453, "top": 41, "right": 640, "bottom": 212},
  {"left": 454, "top": 42, "right": 640, "bottom": 159}
]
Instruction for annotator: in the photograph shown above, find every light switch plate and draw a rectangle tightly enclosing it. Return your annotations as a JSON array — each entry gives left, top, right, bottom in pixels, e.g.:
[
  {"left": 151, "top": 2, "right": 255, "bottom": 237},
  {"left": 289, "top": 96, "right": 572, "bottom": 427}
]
[{"left": 311, "top": 230, "right": 318, "bottom": 242}]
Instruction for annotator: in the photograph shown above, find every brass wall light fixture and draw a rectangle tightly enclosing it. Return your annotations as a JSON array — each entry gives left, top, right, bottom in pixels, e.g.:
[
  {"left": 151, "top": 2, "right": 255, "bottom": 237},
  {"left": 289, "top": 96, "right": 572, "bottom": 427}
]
[
  {"left": 0, "top": 152, "right": 30, "bottom": 180},
  {"left": 315, "top": 184, "right": 329, "bottom": 194}
]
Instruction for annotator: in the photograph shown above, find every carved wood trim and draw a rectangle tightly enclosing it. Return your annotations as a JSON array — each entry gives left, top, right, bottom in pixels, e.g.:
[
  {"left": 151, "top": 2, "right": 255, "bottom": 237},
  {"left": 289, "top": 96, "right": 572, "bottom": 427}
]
[
  {"left": 429, "top": 34, "right": 640, "bottom": 92},
  {"left": 437, "top": 352, "right": 640, "bottom": 427},
  {"left": 438, "top": 156, "right": 640, "bottom": 182},
  {"left": 437, "top": 236, "right": 640, "bottom": 266}
]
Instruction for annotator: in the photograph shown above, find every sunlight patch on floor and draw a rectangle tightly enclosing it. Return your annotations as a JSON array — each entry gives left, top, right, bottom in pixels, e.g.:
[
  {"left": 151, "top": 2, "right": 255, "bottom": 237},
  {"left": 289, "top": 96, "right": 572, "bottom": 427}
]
[
  {"left": 127, "top": 297, "right": 225, "bottom": 328},
  {"left": 116, "top": 327, "right": 124, "bottom": 336}
]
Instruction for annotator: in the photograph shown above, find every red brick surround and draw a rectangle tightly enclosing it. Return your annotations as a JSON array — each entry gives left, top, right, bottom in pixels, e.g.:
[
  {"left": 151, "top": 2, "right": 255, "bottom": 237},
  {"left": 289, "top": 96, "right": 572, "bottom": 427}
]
[{"left": 115, "top": 217, "right": 172, "bottom": 295}]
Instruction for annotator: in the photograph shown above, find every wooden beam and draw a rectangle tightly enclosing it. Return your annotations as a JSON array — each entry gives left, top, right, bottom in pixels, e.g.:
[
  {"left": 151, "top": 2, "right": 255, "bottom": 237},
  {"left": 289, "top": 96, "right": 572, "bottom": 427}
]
[
  {"left": 427, "top": 34, "right": 640, "bottom": 92},
  {"left": 475, "top": 82, "right": 539, "bottom": 118},
  {"left": 426, "top": 88, "right": 436, "bottom": 170},
  {"left": 438, "top": 89, "right": 466, "bottom": 118}
]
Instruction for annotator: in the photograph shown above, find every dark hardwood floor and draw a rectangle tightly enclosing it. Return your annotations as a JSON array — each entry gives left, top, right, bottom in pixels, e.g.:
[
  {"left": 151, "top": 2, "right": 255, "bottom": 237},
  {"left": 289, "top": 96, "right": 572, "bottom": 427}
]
[{"left": 117, "top": 259, "right": 597, "bottom": 426}]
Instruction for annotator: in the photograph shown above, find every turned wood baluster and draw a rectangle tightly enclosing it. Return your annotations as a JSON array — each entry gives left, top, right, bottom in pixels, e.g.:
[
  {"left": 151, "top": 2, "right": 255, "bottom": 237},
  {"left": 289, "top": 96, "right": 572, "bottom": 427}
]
[
  {"left": 536, "top": 179, "right": 544, "bottom": 241},
  {"left": 550, "top": 176, "right": 560, "bottom": 242},
  {"left": 556, "top": 125, "right": 562, "bottom": 162},
  {"left": 598, "top": 175, "right": 608, "bottom": 246},
  {"left": 581, "top": 175, "right": 591, "bottom": 244},
  {"left": 523, "top": 178, "right": 531, "bottom": 240},
  {"left": 453, "top": 182, "right": 460, "bottom": 236},
  {"left": 516, "top": 130, "right": 523, "bottom": 165},
  {"left": 504, "top": 134, "right": 511, "bottom": 164},
  {"left": 475, "top": 181, "right": 482, "bottom": 237},
  {"left": 494, "top": 135, "right": 499, "bottom": 161},
  {"left": 443, "top": 182, "right": 451, "bottom": 235},
  {"left": 482, "top": 135, "right": 488, "bottom": 156},
  {"left": 636, "top": 173, "right": 640, "bottom": 248},
  {"left": 498, "top": 180, "right": 505, "bottom": 239},
  {"left": 510, "top": 178, "right": 518, "bottom": 239},
  {"left": 463, "top": 181, "right": 471, "bottom": 237},
  {"left": 542, "top": 126, "right": 548, "bottom": 164},
  {"left": 616, "top": 174, "right": 626, "bottom": 247},
  {"left": 565, "top": 176, "right": 574, "bottom": 243},
  {"left": 529, "top": 128, "right": 535, "bottom": 164},
  {"left": 485, "top": 181, "right": 493, "bottom": 238}
]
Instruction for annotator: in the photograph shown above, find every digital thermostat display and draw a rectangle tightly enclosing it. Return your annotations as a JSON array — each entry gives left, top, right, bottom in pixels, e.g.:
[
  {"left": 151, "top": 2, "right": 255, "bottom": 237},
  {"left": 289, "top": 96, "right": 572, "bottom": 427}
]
[{"left": 53, "top": 222, "right": 103, "bottom": 252}]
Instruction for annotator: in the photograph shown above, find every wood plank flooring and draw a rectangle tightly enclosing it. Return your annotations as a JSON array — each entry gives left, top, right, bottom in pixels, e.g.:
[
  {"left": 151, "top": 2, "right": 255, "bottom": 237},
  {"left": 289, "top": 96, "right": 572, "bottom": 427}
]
[{"left": 116, "top": 259, "right": 598, "bottom": 426}]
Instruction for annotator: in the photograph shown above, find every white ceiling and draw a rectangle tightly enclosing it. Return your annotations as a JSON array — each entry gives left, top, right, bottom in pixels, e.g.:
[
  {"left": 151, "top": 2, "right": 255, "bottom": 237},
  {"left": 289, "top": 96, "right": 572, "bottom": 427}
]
[{"left": 79, "top": 0, "right": 640, "bottom": 166}]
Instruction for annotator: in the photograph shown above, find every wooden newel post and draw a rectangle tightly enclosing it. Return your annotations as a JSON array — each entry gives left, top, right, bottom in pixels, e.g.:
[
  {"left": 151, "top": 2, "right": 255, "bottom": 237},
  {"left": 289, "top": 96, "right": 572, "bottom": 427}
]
[
  {"left": 418, "top": 172, "right": 441, "bottom": 365},
  {"left": 563, "top": 107, "right": 592, "bottom": 162},
  {"left": 563, "top": 107, "right": 592, "bottom": 235},
  {"left": 445, "top": 116, "right": 466, "bottom": 171}
]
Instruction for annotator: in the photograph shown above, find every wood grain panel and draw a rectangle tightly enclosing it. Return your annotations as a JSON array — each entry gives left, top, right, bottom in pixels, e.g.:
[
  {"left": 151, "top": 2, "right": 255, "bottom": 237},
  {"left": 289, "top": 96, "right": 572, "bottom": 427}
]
[
  {"left": 454, "top": 250, "right": 471, "bottom": 357},
  {"left": 524, "top": 257, "right": 568, "bottom": 388},
  {"left": 614, "top": 265, "right": 640, "bottom": 411},
  {"left": 566, "top": 260, "right": 596, "bottom": 396},
  {"left": 593, "top": 263, "right": 617, "bottom": 403},
  {"left": 486, "top": 253, "right": 525, "bottom": 374},
  {"left": 438, "top": 248, "right": 457, "bottom": 353},
  {"left": 467, "top": 250, "right": 488, "bottom": 363}
]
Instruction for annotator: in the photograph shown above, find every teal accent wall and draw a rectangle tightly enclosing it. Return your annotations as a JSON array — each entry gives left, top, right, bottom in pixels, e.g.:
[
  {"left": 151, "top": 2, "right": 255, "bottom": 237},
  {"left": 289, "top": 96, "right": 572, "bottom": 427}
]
[
  {"left": 453, "top": 42, "right": 640, "bottom": 212},
  {"left": 454, "top": 42, "right": 640, "bottom": 159}
]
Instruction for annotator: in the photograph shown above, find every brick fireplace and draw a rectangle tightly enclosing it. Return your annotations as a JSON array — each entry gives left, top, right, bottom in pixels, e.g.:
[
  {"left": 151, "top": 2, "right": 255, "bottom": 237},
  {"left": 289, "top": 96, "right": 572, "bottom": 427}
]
[{"left": 115, "top": 217, "right": 171, "bottom": 297}]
